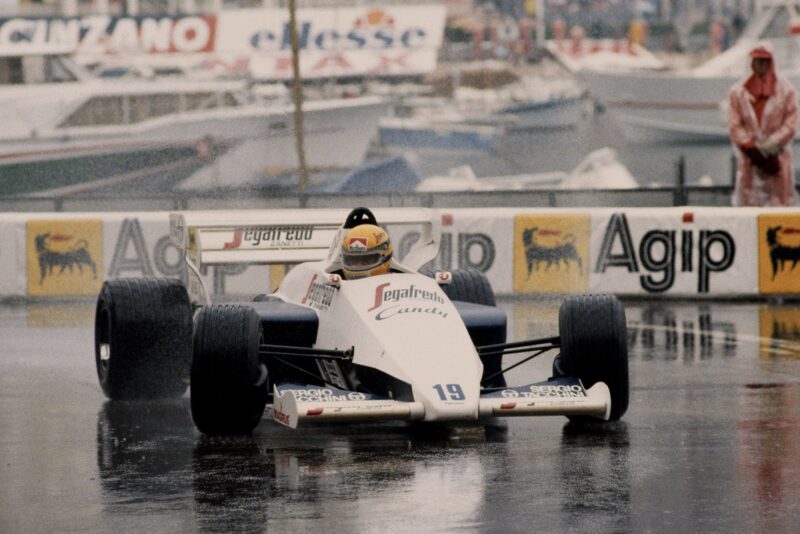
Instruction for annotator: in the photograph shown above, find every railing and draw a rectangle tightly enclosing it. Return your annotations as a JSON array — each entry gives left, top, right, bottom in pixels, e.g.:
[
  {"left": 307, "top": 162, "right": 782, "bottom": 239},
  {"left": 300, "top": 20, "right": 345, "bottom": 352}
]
[
  {"left": 0, "top": 184, "right": 738, "bottom": 213},
  {"left": 0, "top": 153, "right": 757, "bottom": 213}
]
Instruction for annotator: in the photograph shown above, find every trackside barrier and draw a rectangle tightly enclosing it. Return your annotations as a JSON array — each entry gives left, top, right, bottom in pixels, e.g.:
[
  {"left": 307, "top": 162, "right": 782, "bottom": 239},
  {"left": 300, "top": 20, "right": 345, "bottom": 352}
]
[{"left": 3, "top": 207, "right": 800, "bottom": 300}]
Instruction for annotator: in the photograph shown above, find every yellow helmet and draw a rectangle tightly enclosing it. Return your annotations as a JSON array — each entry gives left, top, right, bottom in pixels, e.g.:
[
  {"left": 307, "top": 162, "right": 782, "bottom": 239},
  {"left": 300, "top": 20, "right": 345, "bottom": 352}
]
[{"left": 341, "top": 224, "right": 393, "bottom": 279}]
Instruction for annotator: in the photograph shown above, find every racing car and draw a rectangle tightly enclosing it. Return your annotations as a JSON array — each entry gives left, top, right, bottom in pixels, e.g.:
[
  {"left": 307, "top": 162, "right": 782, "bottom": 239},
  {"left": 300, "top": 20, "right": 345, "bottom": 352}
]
[{"left": 94, "top": 207, "right": 628, "bottom": 435}]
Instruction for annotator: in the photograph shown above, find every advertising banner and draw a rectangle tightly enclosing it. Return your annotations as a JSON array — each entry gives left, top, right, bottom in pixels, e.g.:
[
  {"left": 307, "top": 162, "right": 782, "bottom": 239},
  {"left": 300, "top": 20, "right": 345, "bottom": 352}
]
[
  {"left": 26, "top": 219, "right": 103, "bottom": 297},
  {"left": 0, "top": 215, "right": 21, "bottom": 297},
  {"left": 0, "top": 15, "right": 217, "bottom": 55},
  {"left": 0, "top": 5, "right": 445, "bottom": 79},
  {"left": 7, "top": 207, "right": 800, "bottom": 300},
  {"left": 513, "top": 213, "right": 590, "bottom": 294},
  {"left": 589, "top": 209, "right": 756, "bottom": 296},
  {"left": 392, "top": 210, "right": 513, "bottom": 296},
  {"left": 218, "top": 5, "right": 446, "bottom": 79},
  {"left": 101, "top": 213, "right": 273, "bottom": 300},
  {"left": 757, "top": 213, "right": 800, "bottom": 294}
]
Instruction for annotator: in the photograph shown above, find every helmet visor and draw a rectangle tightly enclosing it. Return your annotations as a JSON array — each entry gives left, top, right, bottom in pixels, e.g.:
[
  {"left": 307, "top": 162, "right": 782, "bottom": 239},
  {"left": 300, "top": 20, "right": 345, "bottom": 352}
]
[{"left": 343, "top": 251, "right": 384, "bottom": 271}]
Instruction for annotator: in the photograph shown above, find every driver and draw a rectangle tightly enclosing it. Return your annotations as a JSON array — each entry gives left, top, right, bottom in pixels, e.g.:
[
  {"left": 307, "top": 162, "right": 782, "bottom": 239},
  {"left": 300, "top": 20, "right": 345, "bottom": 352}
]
[{"left": 341, "top": 224, "right": 393, "bottom": 280}]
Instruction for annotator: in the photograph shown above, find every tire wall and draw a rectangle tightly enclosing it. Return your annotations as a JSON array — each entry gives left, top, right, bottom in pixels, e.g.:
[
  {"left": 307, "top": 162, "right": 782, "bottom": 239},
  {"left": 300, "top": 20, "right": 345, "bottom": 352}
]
[{"left": 2, "top": 206, "right": 799, "bottom": 299}]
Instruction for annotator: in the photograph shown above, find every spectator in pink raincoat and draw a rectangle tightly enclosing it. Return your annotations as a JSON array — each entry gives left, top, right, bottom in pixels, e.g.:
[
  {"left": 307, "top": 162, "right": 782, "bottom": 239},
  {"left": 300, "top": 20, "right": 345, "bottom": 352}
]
[{"left": 728, "top": 45, "right": 798, "bottom": 206}]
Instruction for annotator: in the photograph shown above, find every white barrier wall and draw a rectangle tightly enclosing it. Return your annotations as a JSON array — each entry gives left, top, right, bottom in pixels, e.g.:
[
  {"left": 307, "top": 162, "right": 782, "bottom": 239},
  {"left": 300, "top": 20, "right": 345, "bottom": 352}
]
[{"left": 3, "top": 207, "right": 800, "bottom": 300}]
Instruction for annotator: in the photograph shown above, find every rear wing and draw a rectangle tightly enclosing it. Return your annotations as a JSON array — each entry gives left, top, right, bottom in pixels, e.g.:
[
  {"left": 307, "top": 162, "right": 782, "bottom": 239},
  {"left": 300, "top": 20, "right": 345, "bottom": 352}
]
[{"left": 170, "top": 208, "right": 441, "bottom": 304}]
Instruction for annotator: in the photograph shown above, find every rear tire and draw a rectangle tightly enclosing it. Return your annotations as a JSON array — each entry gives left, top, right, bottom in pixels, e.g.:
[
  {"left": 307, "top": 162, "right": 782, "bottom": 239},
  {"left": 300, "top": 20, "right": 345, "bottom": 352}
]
[
  {"left": 558, "top": 295, "right": 629, "bottom": 421},
  {"left": 94, "top": 278, "right": 192, "bottom": 400},
  {"left": 422, "top": 267, "right": 496, "bottom": 306},
  {"left": 191, "top": 305, "right": 268, "bottom": 435}
]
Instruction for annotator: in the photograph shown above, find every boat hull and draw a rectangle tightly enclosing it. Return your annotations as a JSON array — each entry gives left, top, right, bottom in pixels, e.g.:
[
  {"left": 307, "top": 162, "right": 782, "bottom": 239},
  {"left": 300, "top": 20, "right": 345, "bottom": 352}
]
[
  {"left": 0, "top": 97, "right": 389, "bottom": 195},
  {"left": 497, "top": 96, "right": 586, "bottom": 130},
  {"left": 579, "top": 70, "right": 742, "bottom": 143},
  {"left": 378, "top": 118, "right": 498, "bottom": 151}
]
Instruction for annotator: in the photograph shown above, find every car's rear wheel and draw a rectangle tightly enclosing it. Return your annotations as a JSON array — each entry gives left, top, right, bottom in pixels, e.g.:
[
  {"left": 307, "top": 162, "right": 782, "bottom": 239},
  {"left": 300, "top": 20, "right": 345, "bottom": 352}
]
[
  {"left": 94, "top": 278, "right": 192, "bottom": 399},
  {"left": 557, "top": 294, "right": 629, "bottom": 422},
  {"left": 191, "top": 305, "right": 268, "bottom": 435},
  {"left": 424, "top": 267, "right": 496, "bottom": 307}
]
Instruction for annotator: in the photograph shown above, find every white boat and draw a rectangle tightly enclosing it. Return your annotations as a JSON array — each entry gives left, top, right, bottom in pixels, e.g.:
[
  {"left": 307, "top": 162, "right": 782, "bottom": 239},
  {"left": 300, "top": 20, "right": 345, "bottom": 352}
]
[
  {"left": 576, "top": 0, "right": 800, "bottom": 143},
  {"left": 415, "top": 147, "right": 638, "bottom": 191},
  {"left": 0, "top": 46, "right": 388, "bottom": 195},
  {"left": 376, "top": 72, "right": 585, "bottom": 152},
  {"left": 454, "top": 75, "right": 587, "bottom": 130},
  {"left": 377, "top": 96, "right": 502, "bottom": 152}
]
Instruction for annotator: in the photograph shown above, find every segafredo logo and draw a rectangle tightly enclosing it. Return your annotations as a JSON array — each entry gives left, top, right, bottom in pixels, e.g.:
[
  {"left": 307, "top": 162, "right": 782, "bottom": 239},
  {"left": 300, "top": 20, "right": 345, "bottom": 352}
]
[
  {"left": 301, "top": 274, "right": 336, "bottom": 310},
  {"left": 369, "top": 281, "right": 447, "bottom": 320},
  {"left": 223, "top": 225, "right": 314, "bottom": 249}
]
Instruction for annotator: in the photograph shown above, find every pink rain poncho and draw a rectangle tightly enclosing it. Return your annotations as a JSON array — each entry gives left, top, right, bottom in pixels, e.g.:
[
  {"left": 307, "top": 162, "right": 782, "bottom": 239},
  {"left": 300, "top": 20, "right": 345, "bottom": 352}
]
[{"left": 728, "top": 46, "right": 798, "bottom": 206}]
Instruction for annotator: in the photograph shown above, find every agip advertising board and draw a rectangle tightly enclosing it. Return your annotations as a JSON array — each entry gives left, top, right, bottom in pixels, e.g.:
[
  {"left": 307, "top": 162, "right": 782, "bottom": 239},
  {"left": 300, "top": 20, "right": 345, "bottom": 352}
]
[{"left": 588, "top": 209, "right": 757, "bottom": 296}]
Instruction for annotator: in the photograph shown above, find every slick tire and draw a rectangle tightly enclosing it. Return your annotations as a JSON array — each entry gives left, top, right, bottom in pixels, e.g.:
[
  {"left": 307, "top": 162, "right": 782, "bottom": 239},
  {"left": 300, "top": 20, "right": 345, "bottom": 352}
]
[
  {"left": 191, "top": 305, "right": 268, "bottom": 435},
  {"left": 558, "top": 295, "right": 629, "bottom": 422},
  {"left": 95, "top": 278, "right": 192, "bottom": 400},
  {"left": 422, "top": 267, "right": 496, "bottom": 307}
]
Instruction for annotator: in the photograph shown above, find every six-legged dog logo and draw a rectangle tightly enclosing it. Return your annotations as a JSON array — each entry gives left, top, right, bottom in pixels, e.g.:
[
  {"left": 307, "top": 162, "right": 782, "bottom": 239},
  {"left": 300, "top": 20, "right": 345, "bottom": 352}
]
[
  {"left": 35, "top": 232, "right": 97, "bottom": 284},
  {"left": 522, "top": 227, "right": 583, "bottom": 277},
  {"left": 766, "top": 225, "right": 800, "bottom": 280}
]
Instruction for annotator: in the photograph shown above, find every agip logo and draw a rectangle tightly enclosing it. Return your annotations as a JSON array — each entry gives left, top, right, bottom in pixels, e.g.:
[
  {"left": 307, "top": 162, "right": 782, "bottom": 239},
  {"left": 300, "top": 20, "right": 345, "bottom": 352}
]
[
  {"left": 759, "top": 214, "right": 800, "bottom": 293},
  {"left": 27, "top": 220, "right": 103, "bottom": 297},
  {"left": 514, "top": 214, "right": 589, "bottom": 294}
]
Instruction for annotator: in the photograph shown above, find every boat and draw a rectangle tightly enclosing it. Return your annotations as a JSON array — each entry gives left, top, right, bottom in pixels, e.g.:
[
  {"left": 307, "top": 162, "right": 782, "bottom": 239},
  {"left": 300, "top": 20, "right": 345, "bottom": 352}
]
[
  {"left": 454, "top": 74, "right": 587, "bottom": 130},
  {"left": 375, "top": 69, "right": 585, "bottom": 152},
  {"left": 415, "top": 147, "right": 638, "bottom": 191},
  {"left": 377, "top": 96, "right": 502, "bottom": 152},
  {"left": 574, "top": 0, "right": 800, "bottom": 142},
  {"left": 0, "top": 46, "right": 388, "bottom": 196}
]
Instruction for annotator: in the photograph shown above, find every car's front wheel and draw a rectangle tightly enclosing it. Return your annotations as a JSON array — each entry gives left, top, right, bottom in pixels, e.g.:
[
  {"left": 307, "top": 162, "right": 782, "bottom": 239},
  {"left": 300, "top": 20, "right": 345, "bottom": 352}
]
[
  {"left": 191, "top": 305, "right": 268, "bottom": 435},
  {"left": 557, "top": 294, "right": 629, "bottom": 422},
  {"left": 94, "top": 278, "right": 192, "bottom": 399}
]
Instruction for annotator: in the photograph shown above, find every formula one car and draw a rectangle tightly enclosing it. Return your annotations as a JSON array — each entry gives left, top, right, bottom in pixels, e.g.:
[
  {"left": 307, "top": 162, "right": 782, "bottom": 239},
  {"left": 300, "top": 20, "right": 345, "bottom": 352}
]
[{"left": 94, "top": 207, "right": 628, "bottom": 435}]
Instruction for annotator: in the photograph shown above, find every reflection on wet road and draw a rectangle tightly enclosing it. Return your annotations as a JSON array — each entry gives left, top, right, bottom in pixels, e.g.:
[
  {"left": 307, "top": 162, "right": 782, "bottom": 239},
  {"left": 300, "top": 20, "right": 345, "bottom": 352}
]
[{"left": 1, "top": 299, "right": 799, "bottom": 531}]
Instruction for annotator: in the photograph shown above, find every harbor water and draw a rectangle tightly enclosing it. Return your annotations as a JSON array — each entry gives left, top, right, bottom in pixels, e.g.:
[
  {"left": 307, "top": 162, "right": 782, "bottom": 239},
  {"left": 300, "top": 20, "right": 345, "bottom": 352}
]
[{"left": 398, "top": 110, "right": 742, "bottom": 189}]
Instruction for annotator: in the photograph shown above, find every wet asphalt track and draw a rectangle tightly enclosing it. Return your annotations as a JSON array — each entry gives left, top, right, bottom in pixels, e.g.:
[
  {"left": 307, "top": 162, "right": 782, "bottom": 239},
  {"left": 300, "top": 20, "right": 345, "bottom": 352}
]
[{"left": 1, "top": 298, "right": 800, "bottom": 533}]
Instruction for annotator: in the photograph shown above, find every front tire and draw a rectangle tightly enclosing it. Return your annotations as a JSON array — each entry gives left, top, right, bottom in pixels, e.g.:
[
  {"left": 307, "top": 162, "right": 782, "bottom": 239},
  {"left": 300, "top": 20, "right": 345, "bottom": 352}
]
[
  {"left": 191, "top": 305, "right": 268, "bottom": 435},
  {"left": 94, "top": 278, "right": 192, "bottom": 399},
  {"left": 558, "top": 295, "right": 629, "bottom": 421}
]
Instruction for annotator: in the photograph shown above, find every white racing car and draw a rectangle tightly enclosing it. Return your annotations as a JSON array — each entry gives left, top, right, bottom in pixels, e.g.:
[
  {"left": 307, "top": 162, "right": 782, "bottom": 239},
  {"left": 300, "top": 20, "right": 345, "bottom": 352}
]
[{"left": 94, "top": 207, "right": 628, "bottom": 435}]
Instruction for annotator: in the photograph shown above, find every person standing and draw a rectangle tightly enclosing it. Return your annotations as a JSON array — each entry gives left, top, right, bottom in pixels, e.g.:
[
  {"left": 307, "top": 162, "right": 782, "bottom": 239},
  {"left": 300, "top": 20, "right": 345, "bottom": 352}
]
[{"left": 728, "top": 46, "right": 798, "bottom": 206}]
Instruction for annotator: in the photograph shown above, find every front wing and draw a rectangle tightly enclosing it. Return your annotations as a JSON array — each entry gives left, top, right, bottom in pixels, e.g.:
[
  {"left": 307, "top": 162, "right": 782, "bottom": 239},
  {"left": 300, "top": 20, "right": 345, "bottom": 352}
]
[{"left": 272, "top": 377, "right": 610, "bottom": 429}]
